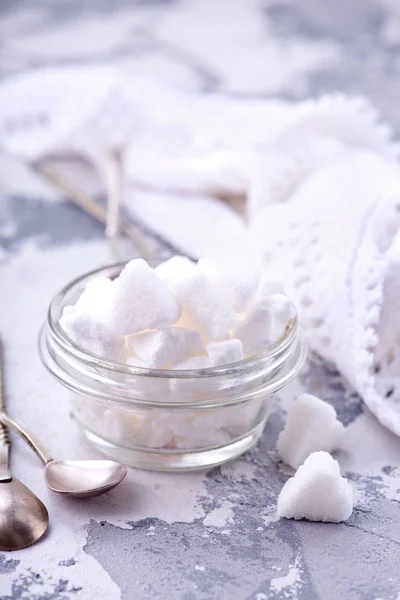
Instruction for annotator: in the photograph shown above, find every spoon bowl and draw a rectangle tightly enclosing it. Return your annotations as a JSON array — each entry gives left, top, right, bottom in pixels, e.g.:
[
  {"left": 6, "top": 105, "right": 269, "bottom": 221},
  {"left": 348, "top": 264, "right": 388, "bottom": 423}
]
[
  {"left": 0, "top": 410, "right": 128, "bottom": 498},
  {"left": 0, "top": 336, "right": 49, "bottom": 551},
  {"left": 0, "top": 477, "right": 48, "bottom": 551},
  {"left": 45, "top": 459, "right": 127, "bottom": 498}
]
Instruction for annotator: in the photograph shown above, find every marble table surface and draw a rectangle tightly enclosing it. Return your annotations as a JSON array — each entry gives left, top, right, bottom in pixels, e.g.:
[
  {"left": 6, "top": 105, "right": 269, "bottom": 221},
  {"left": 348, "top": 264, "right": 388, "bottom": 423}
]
[{"left": 2, "top": 1, "right": 400, "bottom": 599}]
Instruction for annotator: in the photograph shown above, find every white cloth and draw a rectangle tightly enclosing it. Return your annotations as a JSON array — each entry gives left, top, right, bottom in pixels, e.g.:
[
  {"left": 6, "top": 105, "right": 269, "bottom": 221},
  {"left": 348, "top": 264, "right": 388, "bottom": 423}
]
[
  {"left": 251, "top": 151, "right": 400, "bottom": 435},
  {"left": 2, "top": 66, "right": 400, "bottom": 435}
]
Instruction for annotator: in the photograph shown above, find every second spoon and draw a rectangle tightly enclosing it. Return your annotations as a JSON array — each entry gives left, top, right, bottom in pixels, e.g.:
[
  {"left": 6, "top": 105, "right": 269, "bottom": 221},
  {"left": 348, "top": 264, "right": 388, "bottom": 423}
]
[{"left": 0, "top": 411, "right": 127, "bottom": 498}]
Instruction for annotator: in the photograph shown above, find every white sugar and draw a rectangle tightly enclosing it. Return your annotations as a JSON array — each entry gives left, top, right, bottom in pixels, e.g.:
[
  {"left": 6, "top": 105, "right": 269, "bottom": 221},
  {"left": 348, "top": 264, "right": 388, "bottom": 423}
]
[
  {"left": 108, "top": 258, "right": 181, "bottom": 335},
  {"left": 233, "top": 305, "right": 273, "bottom": 354},
  {"left": 198, "top": 257, "right": 260, "bottom": 312},
  {"left": 156, "top": 256, "right": 237, "bottom": 340},
  {"left": 277, "top": 393, "right": 346, "bottom": 469},
  {"left": 127, "top": 327, "right": 205, "bottom": 368},
  {"left": 260, "top": 293, "right": 296, "bottom": 340},
  {"left": 277, "top": 451, "right": 353, "bottom": 523},
  {"left": 170, "top": 355, "right": 213, "bottom": 396},
  {"left": 74, "top": 276, "right": 114, "bottom": 321},
  {"left": 60, "top": 311, "right": 126, "bottom": 362},
  {"left": 207, "top": 339, "right": 244, "bottom": 366}
]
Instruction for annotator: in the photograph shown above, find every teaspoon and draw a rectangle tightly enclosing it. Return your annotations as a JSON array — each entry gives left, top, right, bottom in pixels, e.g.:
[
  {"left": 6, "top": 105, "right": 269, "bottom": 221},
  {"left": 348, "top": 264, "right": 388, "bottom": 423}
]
[
  {"left": 0, "top": 412, "right": 127, "bottom": 498},
  {"left": 0, "top": 338, "right": 48, "bottom": 550}
]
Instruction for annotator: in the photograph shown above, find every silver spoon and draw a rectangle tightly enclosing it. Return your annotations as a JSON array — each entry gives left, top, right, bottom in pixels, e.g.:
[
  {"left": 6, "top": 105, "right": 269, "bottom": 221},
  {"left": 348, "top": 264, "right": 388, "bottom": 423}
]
[
  {"left": 0, "top": 338, "right": 48, "bottom": 550},
  {"left": 0, "top": 411, "right": 127, "bottom": 498}
]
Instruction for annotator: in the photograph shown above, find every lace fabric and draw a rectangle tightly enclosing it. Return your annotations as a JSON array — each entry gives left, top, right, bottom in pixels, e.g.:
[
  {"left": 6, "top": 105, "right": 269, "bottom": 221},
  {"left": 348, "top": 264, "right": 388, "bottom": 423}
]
[
  {"left": 1, "top": 66, "right": 400, "bottom": 434},
  {"left": 250, "top": 151, "right": 400, "bottom": 434}
]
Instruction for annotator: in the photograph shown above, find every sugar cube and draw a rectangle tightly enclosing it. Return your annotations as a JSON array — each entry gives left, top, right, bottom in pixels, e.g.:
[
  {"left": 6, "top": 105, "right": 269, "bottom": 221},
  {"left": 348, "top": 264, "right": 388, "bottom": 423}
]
[
  {"left": 75, "top": 276, "right": 114, "bottom": 321},
  {"left": 175, "top": 426, "right": 231, "bottom": 449},
  {"left": 160, "top": 407, "right": 232, "bottom": 449},
  {"left": 126, "top": 356, "right": 169, "bottom": 396},
  {"left": 260, "top": 293, "right": 296, "bottom": 340},
  {"left": 206, "top": 339, "right": 244, "bottom": 366},
  {"left": 198, "top": 257, "right": 260, "bottom": 312},
  {"left": 155, "top": 255, "right": 195, "bottom": 284},
  {"left": 60, "top": 311, "right": 126, "bottom": 362},
  {"left": 149, "top": 410, "right": 187, "bottom": 447},
  {"left": 277, "top": 451, "right": 353, "bottom": 522},
  {"left": 255, "top": 274, "right": 285, "bottom": 303},
  {"left": 127, "top": 327, "right": 205, "bottom": 368},
  {"left": 126, "top": 356, "right": 150, "bottom": 368},
  {"left": 101, "top": 408, "right": 149, "bottom": 445},
  {"left": 156, "top": 257, "right": 237, "bottom": 340},
  {"left": 177, "top": 409, "right": 234, "bottom": 448},
  {"left": 173, "top": 356, "right": 212, "bottom": 370},
  {"left": 232, "top": 305, "right": 273, "bottom": 354},
  {"left": 108, "top": 259, "right": 181, "bottom": 335},
  {"left": 223, "top": 402, "right": 261, "bottom": 436},
  {"left": 104, "top": 407, "right": 175, "bottom": 448},
  {"left": 170, "top": 355, "right": 213, "bottom": 397},
  {"left": 277, "top": 393, "right": 346, "bottom": 469}
]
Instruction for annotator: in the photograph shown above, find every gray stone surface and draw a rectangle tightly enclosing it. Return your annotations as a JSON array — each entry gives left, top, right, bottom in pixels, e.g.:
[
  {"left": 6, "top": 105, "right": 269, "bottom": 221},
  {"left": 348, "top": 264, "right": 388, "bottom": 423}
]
[{"left": 1, "top": 1, "right": 400, "bottom": 599}]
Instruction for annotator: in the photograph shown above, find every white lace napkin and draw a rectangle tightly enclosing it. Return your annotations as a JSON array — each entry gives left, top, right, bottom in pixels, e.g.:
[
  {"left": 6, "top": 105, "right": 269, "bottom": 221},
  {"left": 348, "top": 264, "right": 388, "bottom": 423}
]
[
  {"left": 251, "top": 151, "right": 400, "bottom": 435},
  {"left": 2, "top": 66, "right": 400, "bottom": 435}
]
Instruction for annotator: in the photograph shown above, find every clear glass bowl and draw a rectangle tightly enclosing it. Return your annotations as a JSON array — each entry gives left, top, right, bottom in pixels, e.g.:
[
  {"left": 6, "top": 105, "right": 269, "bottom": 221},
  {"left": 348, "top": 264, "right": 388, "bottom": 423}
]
[{"left": 39, "top": 263, "right": 307, "bottom": 471}]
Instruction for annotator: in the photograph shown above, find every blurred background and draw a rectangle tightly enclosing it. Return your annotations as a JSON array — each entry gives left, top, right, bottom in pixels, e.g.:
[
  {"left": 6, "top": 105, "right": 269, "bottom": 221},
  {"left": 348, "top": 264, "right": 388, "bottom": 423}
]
[
  {"left": 2, "top": 0, "right": 400, "bottom": 257},
  {"left": 1, "top": 0, "right": 400, "bottom": 108}
]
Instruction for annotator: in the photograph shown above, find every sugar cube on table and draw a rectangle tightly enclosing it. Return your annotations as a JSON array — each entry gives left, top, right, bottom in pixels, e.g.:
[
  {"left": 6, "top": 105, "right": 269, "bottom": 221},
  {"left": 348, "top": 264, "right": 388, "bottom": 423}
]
[
  {"left": 198, "top": 257, "right": 261, "bottom": 313},
  {"left": 107, "top": 258, "right": 181, "bottom": 335},
  {"left": 127, "top": 327, "right": 205, "bottom": 368},
  {"left": 277, "top": 393, "right": 346, "bottom": 469},
  {"left": 277, "top": 451, "right": 353, "bottom": 523},
  {"left": 232, "top": 305, "right": 273, "bottom": 354},
  {"left": 60, "top": 311, "right": 126, "bottom": 362},
  {"left": 156, "top": 256, "right": 237, "bottom": 340},
  {"left": 206, "top": 339, "right": 244, "bottom": 367}
]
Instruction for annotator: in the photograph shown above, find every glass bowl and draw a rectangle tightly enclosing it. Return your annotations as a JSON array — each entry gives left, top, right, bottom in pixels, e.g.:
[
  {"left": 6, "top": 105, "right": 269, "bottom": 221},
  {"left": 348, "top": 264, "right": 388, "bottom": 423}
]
[{"left": 39, "top": 263, "right": 307, "bottom": 471}]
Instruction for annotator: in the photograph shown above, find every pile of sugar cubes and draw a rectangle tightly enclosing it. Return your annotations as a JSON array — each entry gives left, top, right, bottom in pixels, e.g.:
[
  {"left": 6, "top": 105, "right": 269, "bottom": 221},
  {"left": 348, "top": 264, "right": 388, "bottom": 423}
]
[
  {"left": 61, "top": 256, "right": 295, "bottom": 370},
  {"left": 60, "top": 256, "right": 296, "bottom": 451},
  {"left": 276, "top": 394, "right": 353, "bottom": 523}
]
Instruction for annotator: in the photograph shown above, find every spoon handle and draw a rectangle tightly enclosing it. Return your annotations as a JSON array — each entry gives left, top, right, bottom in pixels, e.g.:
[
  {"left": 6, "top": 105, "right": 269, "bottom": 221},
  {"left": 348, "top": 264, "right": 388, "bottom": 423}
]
[
  {"left": 105, "top": 148, "right": 123, "bottom": 241},
  {"left": 32, "top": 160, "right": 155, "bottom": 260},
  {"left": 0, "top": 337, "right": 12, "bottom": 482},
  {"left": 0, "top": 411, "right": 53, "bottom": 466}
]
